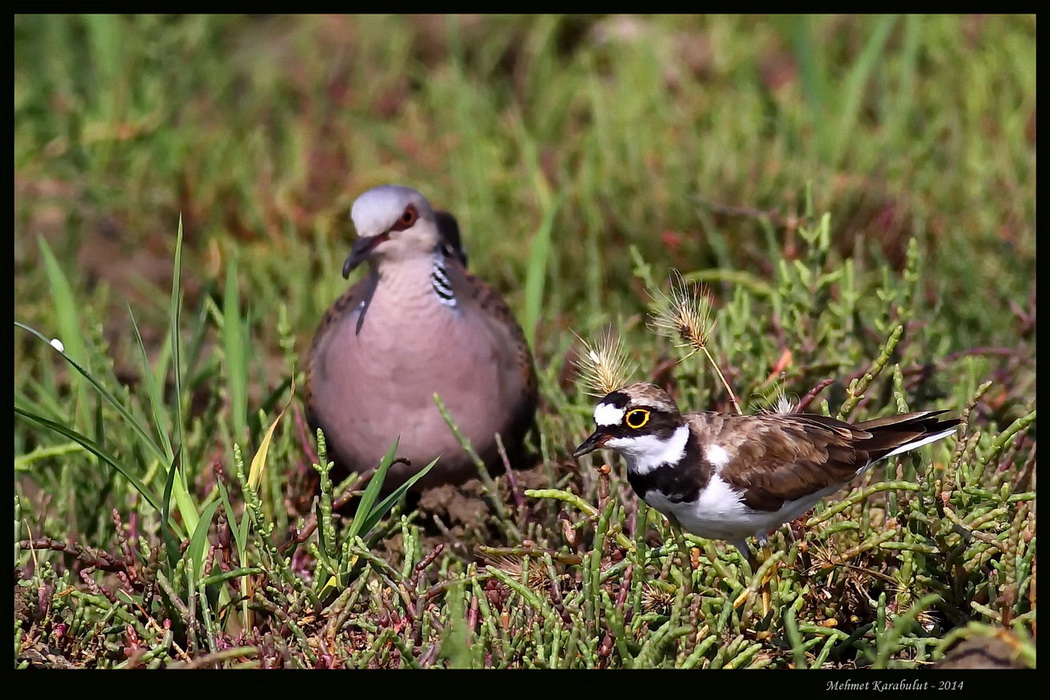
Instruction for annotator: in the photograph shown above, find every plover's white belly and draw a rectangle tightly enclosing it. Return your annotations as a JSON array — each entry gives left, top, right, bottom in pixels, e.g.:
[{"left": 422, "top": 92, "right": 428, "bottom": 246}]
[{"left": 643, "top": 473, "right": 842, "bottom": 541}]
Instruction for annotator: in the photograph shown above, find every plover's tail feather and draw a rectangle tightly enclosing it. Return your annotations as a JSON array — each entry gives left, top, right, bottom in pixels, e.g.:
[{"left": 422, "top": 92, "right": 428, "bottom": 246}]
[{"left": 856, "top": 410, "right": 960, "bottom": 463}]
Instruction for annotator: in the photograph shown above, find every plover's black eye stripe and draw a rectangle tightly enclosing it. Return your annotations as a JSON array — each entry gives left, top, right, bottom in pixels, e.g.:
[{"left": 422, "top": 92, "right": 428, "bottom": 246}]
[{"left": 598, "top": 407, "right": 679, "bottom": 440}]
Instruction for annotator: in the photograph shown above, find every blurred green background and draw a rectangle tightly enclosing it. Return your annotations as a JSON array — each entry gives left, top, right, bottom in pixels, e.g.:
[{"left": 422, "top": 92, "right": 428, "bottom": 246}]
[{"left": 15, "top": 14, "right": 1035, "bottom": 350}]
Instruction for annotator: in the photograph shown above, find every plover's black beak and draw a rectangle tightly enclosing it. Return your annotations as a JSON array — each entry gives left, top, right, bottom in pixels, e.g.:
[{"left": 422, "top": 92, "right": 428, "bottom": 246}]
[
  {"left": 343, "top": 233, "right": 390, "bottom": 278},
  {"left": 573, "top": 430, "right": 609, "bottom": 459}
]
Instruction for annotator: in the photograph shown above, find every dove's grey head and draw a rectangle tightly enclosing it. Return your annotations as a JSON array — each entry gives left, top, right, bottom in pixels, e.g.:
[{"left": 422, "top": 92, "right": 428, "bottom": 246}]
[{"left": 344, "top": 185, "right": 440, "bottom": 277}]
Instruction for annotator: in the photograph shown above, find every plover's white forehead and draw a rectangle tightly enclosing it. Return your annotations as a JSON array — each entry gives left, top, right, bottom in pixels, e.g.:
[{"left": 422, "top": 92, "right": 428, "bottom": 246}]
[
  {"left": 350, "top": 185, "right": 433, "bottom": 237},
  {"left": 594, "top": 403, "right": 625, "bottom": 427}
]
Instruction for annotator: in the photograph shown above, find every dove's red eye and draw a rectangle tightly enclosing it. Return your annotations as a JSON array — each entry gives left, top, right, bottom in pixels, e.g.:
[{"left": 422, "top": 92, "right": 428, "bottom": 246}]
[{"left": 392, "top": 205, "right": 418, "bottom": 231}]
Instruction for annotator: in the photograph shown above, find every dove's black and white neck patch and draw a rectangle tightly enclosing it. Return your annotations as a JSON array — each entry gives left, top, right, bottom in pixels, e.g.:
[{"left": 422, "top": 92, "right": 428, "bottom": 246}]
[{"left": 430, "top": 254, "right": 457, "bottom": 308}]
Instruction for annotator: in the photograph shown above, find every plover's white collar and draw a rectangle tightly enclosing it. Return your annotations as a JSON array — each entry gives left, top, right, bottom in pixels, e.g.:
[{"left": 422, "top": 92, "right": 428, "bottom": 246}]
[{"left": 608, "top": 424, "right": 691, "bottom": 476}]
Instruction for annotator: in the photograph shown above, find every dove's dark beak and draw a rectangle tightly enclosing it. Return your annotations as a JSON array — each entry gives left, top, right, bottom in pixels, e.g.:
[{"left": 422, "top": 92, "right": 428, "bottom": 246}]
[
  {"left": 573, "top": 430, "right": 609, "bottom": 459},
  {"left": 343, "top": 233, "right": 390, "bottom": 278}
]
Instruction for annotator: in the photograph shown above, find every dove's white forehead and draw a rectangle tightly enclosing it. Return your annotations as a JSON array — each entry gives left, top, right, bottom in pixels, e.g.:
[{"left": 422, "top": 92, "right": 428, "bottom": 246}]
[{"left": 350, "top": 185, "right": 434, "bottom": 237}]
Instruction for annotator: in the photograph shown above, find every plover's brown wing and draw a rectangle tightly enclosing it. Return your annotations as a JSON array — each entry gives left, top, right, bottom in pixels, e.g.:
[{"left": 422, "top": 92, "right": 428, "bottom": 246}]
[
  {"left": 697, "top": 412, "right": 869, "bottom": 512},
  {"left": 697, "top": 411, "right": 956, "bottom": 513}
]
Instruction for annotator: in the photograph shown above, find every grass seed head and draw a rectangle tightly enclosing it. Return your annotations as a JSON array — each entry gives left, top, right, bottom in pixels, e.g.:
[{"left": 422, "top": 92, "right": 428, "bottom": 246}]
[
  {"left": 640, "top": 582, "right": 675, "bottom": 614},
  {"left": 647, "top": 268, "right": 742, "bottom": 414},
  {"left": 573, "top": 328, "right": 636, "bottom": 397},
  {"left": 483, "top": 555, "right": 551, "bottom": 589},
  {"left": 754, "top": 383, "right": 799, "bottom": 415},
  {"left": 647, "top": 268, "right": 716, "bottom": 356}
]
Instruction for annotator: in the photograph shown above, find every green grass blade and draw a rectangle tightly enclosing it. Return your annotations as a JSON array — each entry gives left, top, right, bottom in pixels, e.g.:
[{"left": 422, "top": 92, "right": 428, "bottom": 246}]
[
  {"left": 183, "top": 279, "right": 215, "bottom": 387},
  {"left": 128, "top": 305, "right": 174, "bottom": 461},
  {"left": 185, "top": 499, "right": 222, "bottom": 584},
  {"left": 15, "top": 375, "right": 66, "bottom": 424},
  {"left": 15, "top": 321, "right": 167, "bottom": 464},
  {"left": 247, "top": 392, "right": 291, "bottom": 490},
  {"left": 151, "top": 328, "right": 174, "bottom": 423},
  {"left": 830, "top": 14, "right": 898, "bottom": 166},
  {"left": 148, "top": 220, "right": 201, "bottom": 538},
  {"left": 170, "top": 217, "right": 187, "bottom": 485},
  {"left": 888, "top": 14, "right": 922, "bottom": 137},
  {"left": 14, "top": 405, "right": 163, "bottom": 516},
  {"left": 37, "top": 237, "right": 91, "bottom": 426},
  {"left": 17, "top": 318, "right": 201, "bottom": 533},
  {"left": 347, "top": 437, "right": 401, "bottom": 541},
  {"left": 523, "top": 191, "right": 563, "bottom": 349},
  {"left": 250, "top": 376, "right": 293, "bottom": 437},
  {"left": 356, "top": 457, "right": 437, "bottom": 538},
  {"left": 93, "top": 392, "right": 105, "bottom": 459},
  {"left": 779, "top": 14, "right": 828, "bottom": 154},
  {"left": 214, "top": 476, "right": 245, "bottom": 555},
  {"left": 223, "top": 258, "right": 248, "bottom": 440},
  {"left": 161, "top": 447, "right": 184, "bottom": 568}
]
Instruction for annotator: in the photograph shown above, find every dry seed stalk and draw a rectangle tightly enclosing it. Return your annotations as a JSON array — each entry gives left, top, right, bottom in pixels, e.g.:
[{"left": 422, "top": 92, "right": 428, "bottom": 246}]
[{"left": 648, "top": 269, "right": 741, "bottom": 415}]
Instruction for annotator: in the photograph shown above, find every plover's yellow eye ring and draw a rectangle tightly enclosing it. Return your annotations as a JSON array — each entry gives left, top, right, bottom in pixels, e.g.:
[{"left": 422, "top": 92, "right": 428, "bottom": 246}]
[{"left": 625, "top": 409, "right": 650, "bottom": 429}]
